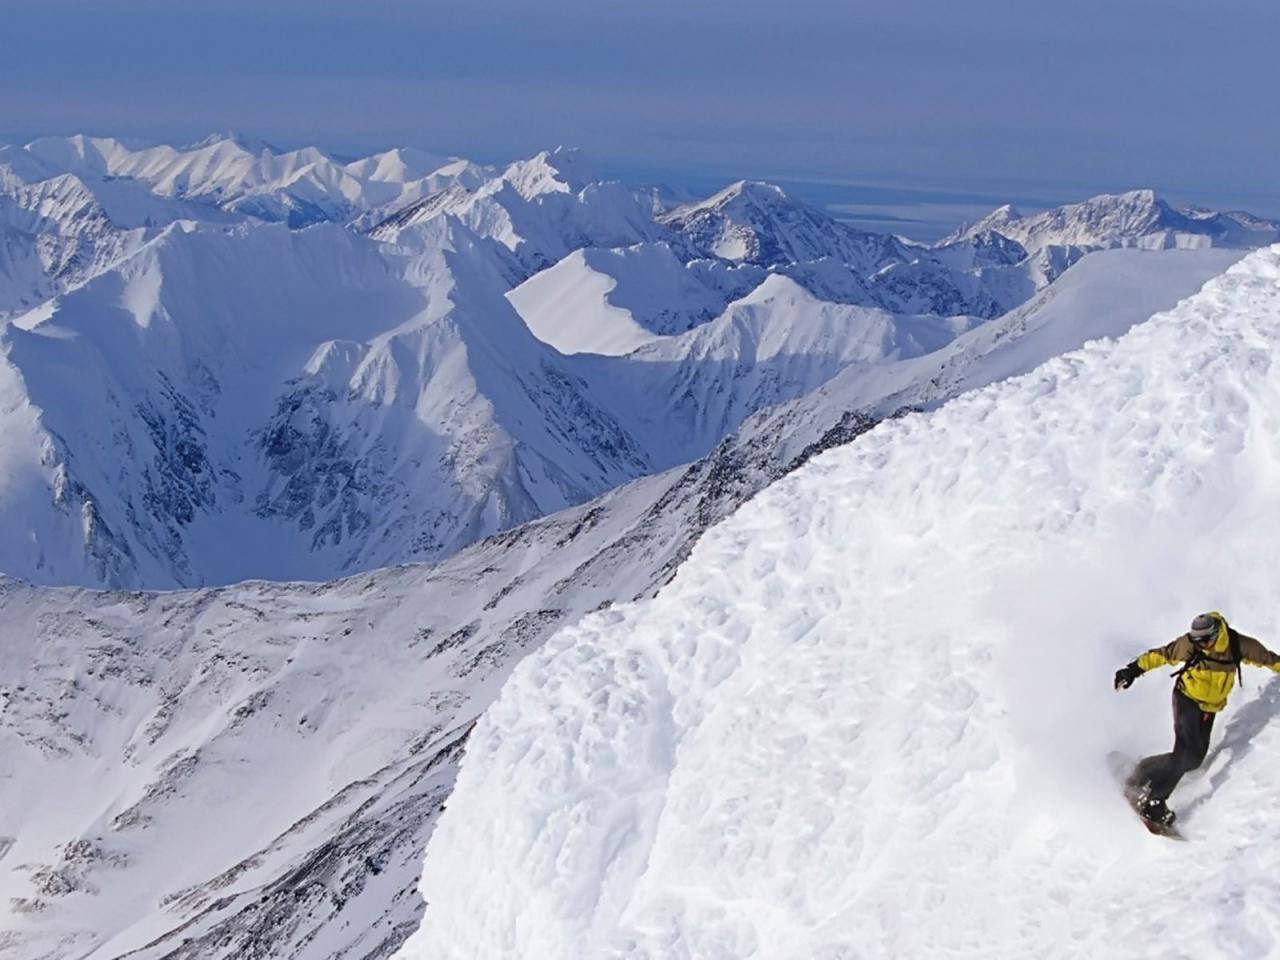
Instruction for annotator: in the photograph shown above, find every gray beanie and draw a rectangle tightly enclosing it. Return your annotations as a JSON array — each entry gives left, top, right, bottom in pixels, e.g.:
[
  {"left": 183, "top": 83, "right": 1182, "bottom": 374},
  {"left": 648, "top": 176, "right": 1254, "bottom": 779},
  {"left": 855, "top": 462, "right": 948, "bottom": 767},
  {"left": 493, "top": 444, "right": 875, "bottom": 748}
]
[{"left": 1189, "top": 613, "right": 1219, "bottom": 640}]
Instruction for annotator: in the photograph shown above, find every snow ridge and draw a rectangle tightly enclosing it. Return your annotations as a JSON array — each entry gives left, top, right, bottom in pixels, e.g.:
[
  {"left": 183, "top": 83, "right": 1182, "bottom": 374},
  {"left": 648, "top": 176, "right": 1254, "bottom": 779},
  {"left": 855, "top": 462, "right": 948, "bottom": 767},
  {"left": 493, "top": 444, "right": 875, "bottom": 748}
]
[{"left": 403, "top": 245, "right": 1280, "bottom": 960}]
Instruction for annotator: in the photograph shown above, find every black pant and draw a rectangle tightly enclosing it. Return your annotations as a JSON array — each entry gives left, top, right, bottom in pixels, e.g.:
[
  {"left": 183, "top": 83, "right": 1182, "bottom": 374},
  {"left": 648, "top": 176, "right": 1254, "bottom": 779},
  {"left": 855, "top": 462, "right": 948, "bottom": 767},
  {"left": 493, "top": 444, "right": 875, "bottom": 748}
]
[{"left": 1133, "top": 687, "right": 1215, "bottom": 803}]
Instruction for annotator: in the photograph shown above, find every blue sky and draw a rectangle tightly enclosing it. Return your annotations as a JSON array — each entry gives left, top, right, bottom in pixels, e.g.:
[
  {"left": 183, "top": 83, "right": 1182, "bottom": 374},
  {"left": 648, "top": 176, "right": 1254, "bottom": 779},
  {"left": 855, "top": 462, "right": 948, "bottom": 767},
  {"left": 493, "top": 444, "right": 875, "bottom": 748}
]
[{"left": 3, "top": 0, "right": 1275, "bottom": 238}]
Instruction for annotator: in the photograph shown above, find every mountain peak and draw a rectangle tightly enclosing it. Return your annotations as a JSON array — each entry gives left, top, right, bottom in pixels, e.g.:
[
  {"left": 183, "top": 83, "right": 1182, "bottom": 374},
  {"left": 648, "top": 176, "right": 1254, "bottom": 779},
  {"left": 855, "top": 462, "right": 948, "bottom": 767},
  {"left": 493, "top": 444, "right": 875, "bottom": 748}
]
[
  {"left": 503, "top": 147, "right": 598, "bottom": 199},
  {"left": 686, "top": 179, "right": 789, "bottom": 213},
  {"left": 1115, "top": 187, "right": 1158, "bottom": 204},
  {"left": 185, "top": 130, "right": 283, "bottom": 155}
]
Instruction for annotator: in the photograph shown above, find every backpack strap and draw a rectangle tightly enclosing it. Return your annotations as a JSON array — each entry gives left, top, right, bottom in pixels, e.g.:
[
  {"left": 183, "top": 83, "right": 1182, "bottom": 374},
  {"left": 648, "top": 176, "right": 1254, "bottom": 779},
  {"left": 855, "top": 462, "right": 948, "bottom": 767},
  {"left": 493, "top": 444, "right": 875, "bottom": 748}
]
[
  {"left": 1229, "top": 628, "right": 1244, "bottom": 685},
  {"left": 1171, "top": 648, "right": 1207, "bottom": 680},
  {"left": 1172, "top": 630, "right": 1245, "bottom": 685}
]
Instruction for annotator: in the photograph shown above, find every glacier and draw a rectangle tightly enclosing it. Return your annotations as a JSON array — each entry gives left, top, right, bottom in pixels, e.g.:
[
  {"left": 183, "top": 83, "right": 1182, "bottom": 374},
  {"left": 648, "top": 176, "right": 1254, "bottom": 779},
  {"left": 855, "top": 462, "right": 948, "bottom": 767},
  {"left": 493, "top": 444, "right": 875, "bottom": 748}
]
[{"left": 401, "top": 246, "right": 1280, "bottom": 959}]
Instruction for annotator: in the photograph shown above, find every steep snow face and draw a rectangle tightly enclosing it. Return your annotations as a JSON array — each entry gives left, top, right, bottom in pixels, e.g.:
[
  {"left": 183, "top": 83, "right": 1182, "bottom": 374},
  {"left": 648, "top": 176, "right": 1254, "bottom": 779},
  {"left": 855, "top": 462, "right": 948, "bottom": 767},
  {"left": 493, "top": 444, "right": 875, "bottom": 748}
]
[
  {"left": 403, "top": 245, "right": 1280, "bottom": 960},
  {"left": 789, "top": 247, "right": 1248, "bottom": 422},
  {"left": 507, "top": 243, "right": 763, "bottom": 355},
  {"left": 948, "top": 190, "right": 1280, "bottom": 255},
  {"left": 0, "top": 175, "right": 159, "bottom": 312},
  {"left": 589, "top": 274, "right": 979, "bottom": 465}
]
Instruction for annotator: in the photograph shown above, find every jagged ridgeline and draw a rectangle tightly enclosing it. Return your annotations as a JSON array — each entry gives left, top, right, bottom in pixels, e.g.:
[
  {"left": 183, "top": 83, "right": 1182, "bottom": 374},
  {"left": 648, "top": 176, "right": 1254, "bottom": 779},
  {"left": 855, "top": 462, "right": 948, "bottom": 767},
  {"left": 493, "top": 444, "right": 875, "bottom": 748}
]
[
  {"left": 1, "top": 134, "right": 1274, "bottom": 590},
  {"left": 0, "top": 133, "right": 1277, "bottom": 959}
]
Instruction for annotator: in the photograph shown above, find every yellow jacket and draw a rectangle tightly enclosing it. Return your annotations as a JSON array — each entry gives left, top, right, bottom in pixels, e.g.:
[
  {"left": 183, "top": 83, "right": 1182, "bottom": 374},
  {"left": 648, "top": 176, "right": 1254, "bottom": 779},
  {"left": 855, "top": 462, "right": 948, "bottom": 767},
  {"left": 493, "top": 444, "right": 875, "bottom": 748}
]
[{"left": 1137, "top": 614, "right": 1280, "bottom": 712}]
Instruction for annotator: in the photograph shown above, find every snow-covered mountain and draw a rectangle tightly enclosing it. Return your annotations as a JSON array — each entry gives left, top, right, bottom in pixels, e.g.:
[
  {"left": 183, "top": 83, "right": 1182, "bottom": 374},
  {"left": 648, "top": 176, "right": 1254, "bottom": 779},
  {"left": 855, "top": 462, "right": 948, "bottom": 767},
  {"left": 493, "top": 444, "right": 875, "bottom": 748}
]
[
  {"left": 653, "top": 180, "right": 1045, "bottom": 319},
  {"left": 0, "top": 174, "right": 164, "bottom": 312},
  {"left": 368, "top": 148, "right": 666, "bottom": 276},
  {"left": 400, "top": 243, "right": 1280, "bottom": 960},
  {"left": 0, "top": 243, "right": 1243, "bottom": 960},
  {"left": 0, "top": 133, "right": 489, "bottom": 315},
  {"left": 1, "top": 135, "right": 1276, "bottom": 592},
  {"left": 0, "top": 217, "right": 673, "bottom": 589},
  {"left": 2, "top": 133, "right": 485, "bottom": 229},
  {"left": 0, "top": 203, "right": 978, "bottom": 588},
  {"left": 947, "top": 188, "right": 1280, "bottom": 255},
  {"left": 660, "top": 180, "right": 914, "bottom": 271}
]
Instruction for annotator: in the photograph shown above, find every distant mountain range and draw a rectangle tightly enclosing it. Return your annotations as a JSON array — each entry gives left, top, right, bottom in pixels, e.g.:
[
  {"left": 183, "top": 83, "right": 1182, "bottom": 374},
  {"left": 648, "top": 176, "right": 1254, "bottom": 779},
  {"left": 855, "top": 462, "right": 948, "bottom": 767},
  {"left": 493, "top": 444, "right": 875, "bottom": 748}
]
[
  {"left": 0, "top": 133, "right": 1275, "bottom": 590},
  {"left": 944, "top": 188, "right": 1279, "bottom": 253}
]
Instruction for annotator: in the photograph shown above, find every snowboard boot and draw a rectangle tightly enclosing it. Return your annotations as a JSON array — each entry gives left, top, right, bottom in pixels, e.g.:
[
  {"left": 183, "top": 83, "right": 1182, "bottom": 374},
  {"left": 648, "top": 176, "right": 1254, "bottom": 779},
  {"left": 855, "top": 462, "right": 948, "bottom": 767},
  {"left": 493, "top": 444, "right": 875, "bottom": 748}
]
[{"left": 1140, "top": 797, "right": 1176, "bottom": 827}]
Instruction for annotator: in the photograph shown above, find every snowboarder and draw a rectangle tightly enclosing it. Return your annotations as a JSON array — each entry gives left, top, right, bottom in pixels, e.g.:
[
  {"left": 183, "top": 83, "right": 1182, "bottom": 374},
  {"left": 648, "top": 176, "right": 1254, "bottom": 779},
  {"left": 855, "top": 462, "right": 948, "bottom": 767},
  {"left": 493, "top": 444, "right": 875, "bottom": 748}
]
[{"left": 1114, "top": 611, "right": 1280, "bottom": 827}]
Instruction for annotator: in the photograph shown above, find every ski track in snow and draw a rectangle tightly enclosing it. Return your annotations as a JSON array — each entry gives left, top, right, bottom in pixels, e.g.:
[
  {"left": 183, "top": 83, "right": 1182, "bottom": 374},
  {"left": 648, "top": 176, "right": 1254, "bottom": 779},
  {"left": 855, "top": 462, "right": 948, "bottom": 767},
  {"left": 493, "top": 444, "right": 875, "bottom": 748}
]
[{"left": 403, "top": 246, "right": 1280, "bottom": 960}]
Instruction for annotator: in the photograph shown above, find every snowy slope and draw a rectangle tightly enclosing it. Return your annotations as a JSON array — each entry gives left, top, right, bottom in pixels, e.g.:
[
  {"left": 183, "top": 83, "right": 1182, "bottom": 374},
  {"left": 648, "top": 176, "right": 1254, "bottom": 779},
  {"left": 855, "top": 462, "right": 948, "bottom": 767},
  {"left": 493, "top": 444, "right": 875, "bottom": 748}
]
[
  {"left": 584, "top": 274, "right": 981, "bottom": 465},
  {"left": 576, "top": 247, "right": 1239, "bottom": 469},
  {"left": 842, "top": 246, "right": 1247, "bottom": 414},
  {"left": 506, "top": 243, "right": 762, "bottom": 355},
  {"left": 0, "top": 245, "right": 1246, "bottom": 960},
  {"left": 402, "top": 245, "right": 1280, "bottom": 959},
  {"left": 507, "top": 238, "right": 1040, "bottom": 357}
]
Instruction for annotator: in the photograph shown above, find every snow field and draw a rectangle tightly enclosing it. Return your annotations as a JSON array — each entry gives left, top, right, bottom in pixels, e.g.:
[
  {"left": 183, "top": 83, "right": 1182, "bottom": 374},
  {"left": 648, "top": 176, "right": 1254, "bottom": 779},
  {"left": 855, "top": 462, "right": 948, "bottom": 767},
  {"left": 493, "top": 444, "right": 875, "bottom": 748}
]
[
  {"left": 401, "top": 246, "right": 1280, "bottom": 959},
  {"left": 506, "top": 244, "right": 755, "bottom": 355}
]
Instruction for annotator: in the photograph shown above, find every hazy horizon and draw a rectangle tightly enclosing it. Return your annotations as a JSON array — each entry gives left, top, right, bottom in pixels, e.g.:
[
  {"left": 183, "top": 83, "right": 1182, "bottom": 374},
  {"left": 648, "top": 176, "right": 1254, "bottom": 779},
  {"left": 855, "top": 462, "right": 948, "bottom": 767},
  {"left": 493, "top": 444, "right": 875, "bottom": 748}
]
[
  {"left": 4, "top": 125, "right": 1272, "bottom": 243},
  {"left": 4, "top": 0, "right": 1276, "bottom": 240}
]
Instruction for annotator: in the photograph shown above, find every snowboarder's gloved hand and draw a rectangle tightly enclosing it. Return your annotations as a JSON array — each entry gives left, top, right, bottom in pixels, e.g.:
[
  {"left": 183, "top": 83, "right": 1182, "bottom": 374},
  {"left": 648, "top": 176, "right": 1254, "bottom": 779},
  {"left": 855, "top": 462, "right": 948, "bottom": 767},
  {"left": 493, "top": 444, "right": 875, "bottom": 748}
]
[{"left": 1114, "top": 662, "right": 1142, "bottom": 690}]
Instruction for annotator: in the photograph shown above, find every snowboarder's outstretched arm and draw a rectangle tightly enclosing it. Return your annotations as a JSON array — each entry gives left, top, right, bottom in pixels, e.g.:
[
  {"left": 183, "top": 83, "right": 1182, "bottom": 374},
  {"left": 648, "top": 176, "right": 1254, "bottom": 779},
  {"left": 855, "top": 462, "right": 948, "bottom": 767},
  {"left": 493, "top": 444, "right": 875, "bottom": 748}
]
[
  {"left": 1114, "top": 629, "right": 1280, "bottom": 690},
  {"left": 1135, "top": 637, "right": 1195, "bottom": 672},
  {"left": 1235, "top": 632, "right": 1280, "bottom": 672},
  {"left": 1114, "top": 637, "right": 1193, "bottom": 689}
]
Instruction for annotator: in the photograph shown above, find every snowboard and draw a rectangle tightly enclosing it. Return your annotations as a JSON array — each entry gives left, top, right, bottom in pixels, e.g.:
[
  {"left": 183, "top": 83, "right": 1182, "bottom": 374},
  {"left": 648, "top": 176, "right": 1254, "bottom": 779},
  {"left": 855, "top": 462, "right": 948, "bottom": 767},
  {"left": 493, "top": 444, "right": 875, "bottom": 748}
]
[{"left": 1106, "top": 751, "right": 1187, "bottom": 841}]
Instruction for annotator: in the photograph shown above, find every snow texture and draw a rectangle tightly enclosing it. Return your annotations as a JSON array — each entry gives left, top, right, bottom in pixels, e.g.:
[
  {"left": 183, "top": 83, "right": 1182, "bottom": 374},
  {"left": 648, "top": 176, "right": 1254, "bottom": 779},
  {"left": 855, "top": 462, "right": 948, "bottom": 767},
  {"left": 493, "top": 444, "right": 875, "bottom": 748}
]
[
  {"left": 0, "top": 243, "right": 1243, "bottom": 959},
  {"left": 402, "top": 245, "right": 1280, "bottom": 960}
]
